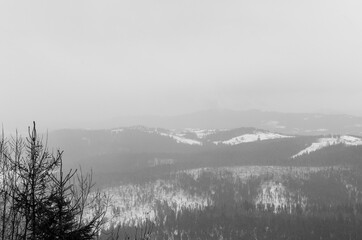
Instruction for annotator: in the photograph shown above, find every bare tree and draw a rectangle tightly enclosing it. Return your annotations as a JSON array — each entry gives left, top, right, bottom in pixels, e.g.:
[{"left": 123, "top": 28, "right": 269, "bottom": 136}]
[{"left": 0, "top": 129, "right": 25, "bottom": 240}]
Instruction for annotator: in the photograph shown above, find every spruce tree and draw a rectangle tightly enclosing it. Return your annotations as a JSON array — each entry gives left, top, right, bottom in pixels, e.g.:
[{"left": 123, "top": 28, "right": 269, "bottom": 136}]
[{"left": 4, "top": 122, "right": 107, "bottom": 240}]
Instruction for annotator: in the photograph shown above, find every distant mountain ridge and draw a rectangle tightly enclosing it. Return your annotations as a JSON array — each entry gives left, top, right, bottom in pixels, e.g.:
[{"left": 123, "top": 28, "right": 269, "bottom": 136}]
[
  {"left": 47, "top": 125, "right": 362, "bottom": 187},
  {"left": 108, "top": 126, "right": 294, "bottom": 146},
  {"left": 104, "top": 109, "right": 362, "bottom": 136}
]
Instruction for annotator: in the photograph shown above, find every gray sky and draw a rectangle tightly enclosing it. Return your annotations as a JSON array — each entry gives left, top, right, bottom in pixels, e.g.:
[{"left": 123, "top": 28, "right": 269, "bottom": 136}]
[{"left": 1, "top": 0, "right": 362, "bottom": 130}]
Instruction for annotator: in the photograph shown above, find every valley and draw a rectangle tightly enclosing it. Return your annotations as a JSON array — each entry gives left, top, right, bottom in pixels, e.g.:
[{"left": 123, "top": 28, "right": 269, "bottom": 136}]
[{"left": 47, "top": 125, "right": 362, "bottom": 239}]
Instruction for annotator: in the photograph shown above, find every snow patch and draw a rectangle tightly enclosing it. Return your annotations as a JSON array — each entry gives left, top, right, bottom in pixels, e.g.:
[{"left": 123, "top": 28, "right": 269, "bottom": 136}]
[
  {"left": 148, "top": 158, "right": 176, "bottom": 167},
  {"left": 111, "top": 128, "right": 124, "bottom": 134},
  {"left": 340, "top": 135, "right": 362, "bottom": 145},
  {"left": 183, "top": 129, "right": 219, "bottom": 139},
  {"left": 255, "top": 181, "right": 307, "bottom": 211},
  {"left": 159, "top": 133, "right": 202, "bottom": 145},
  {"left": 214, "top": 132, "right": 293, "bottom": 145},
  {"left": 183, "top": 166, "right": 334, "bottom": 182},
  {"left": 304, "top": 128, "right": 328, "bottom": 133},
  {"left": 95, "top": 180, "right": 211, "bottom": 229},
  {"left": 255, "top": 181, "right": 289, "bottom": 209}
]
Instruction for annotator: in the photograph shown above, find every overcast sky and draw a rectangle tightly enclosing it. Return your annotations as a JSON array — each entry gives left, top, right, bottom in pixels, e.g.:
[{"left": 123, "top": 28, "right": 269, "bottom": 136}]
[{"left": 1, "top": 0, "right": 362, "bottom": 130}]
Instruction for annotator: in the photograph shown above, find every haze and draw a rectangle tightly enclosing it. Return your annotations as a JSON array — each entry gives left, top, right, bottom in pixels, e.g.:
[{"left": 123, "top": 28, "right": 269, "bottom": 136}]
[{"left": 1, "top": 0, "right": 362, "bottom": 131}]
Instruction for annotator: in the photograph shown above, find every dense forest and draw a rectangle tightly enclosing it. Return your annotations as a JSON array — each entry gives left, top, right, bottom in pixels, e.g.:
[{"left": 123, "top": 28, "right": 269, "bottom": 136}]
[
  {"left": 97, "top": 166, "right": 362, "bottom": 239},
  {"left": 101, "top": 202, "right": 362, "bottom": 240}
]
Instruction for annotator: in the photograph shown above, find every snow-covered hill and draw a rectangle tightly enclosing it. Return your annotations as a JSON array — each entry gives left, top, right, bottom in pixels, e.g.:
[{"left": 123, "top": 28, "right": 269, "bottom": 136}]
[
  {"left": 111, "top": 126, "right": 203, "bottom": 146},
  {"left": 292, "top": 135, "right": 362, "bottom": 158},
  {"left": 213, "top": 131, "right": 294, "bottom": 145}
]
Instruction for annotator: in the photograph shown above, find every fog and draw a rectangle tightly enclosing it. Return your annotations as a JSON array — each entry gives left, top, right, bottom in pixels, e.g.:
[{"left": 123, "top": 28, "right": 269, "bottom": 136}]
[{"left": 1, "top": 0, "right": 362, "bottom": 131}]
